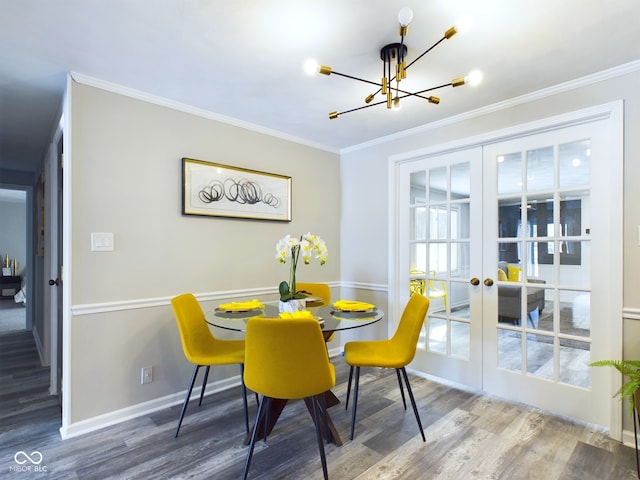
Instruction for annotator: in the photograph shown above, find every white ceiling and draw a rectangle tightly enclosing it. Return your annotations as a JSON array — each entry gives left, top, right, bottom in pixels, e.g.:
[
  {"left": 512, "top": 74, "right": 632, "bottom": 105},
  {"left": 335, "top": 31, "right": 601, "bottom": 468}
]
[{"left": 1, "top": 0, "right": 639, "bottom": 174}]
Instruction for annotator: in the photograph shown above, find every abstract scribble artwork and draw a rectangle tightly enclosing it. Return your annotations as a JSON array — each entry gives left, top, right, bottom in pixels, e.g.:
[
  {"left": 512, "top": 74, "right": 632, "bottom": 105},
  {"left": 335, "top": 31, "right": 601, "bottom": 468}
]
[{"left": 182, "top": 158, "right": 291, "bottom": 221}]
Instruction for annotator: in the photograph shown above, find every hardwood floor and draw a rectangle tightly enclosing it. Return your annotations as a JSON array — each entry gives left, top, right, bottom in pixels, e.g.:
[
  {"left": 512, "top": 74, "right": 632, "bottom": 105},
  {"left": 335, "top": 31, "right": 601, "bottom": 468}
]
[{"left": 1, "top": 330, "right": 638, "bottom": 479}]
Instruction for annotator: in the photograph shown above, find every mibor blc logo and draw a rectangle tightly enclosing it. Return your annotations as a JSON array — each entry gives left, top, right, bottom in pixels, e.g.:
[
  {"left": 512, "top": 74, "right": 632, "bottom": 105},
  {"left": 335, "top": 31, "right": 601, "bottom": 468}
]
[{"left": 10, "top": 451, "right": 48, "bottom": 473}]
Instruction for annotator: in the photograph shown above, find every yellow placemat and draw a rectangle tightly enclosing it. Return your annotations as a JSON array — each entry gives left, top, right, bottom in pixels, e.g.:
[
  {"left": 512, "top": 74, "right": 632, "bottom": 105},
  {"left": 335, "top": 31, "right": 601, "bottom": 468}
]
[
  {"left": 333, "top": 299, "right": 376, "bottom": 312},
  {"left": 217, "top": 299, "right": 264, "bottom": 312}
]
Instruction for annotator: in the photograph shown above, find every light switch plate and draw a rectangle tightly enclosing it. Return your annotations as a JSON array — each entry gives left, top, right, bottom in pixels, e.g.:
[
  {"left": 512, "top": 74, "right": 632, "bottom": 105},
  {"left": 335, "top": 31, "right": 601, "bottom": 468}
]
[{"left": 91, "top": 232, "right": 114, "bottom": 252}]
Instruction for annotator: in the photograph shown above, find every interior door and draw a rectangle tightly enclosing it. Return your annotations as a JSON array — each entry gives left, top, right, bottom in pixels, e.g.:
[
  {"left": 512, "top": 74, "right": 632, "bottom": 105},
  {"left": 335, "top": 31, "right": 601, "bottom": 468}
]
[
  {"left": 482, "top": 120, "right": 612, "bottom": 426},
  {"left": 400, "top": 147, "right": 483, "bottom": 388},
  {"left": 397, "top": 115, "right": 617, "bottom": 429}
]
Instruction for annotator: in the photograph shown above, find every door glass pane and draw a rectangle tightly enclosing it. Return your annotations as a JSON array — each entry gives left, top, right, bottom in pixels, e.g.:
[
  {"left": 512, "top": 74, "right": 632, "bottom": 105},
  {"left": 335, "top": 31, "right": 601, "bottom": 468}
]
[
  {"left": 559, "top": 291, "right": 590, "bottom": 336},
  {"left": 559, "top": 140, "right": 591, "bottom": 188},
  {"left": 559, "top": 338, "right": 591, "bottom": 388},
  {"left": 498, "top": 329, "right": 521, "bottom": 371},
  {"left": 409, "top": 243, "right": 426, "bottom": 274},
  {"left": 449, "top": 283, "right": 470, "bottom": 319},
  {"left": 428, "top": 317, "right": 447, "bottom": 354},
  {"left": 455, "top": 202, "right": 469, "bottom": 240},
  {"left": 428, "top": 243, "right": 447, "bottom": 274},
  {"left": 527, "top": 333, "right": 554, "bottom": 380},
  {"left": 497, "top": 282, "right": 526, "bottom": 327},
  {"left": 451, "top": 162, "right": 470, "bottom": 200},
  {"left": 411, "top": 206, "right": 426, "bottom": 240},
  {"left": 526, "top": 146, "right": 554, "bottom": 191},
  {"left": 426, "top": 274, "right": 447, "bottom": 314},
  {"left": 429, "top": 166, "right": 447, "bottom": 201},
  {"left": 451, "top": 242, "right": 469, "bottom": 278},
  {"left": 429, "top": 204, "right": 448, "bottom": 240},
  {"left": 451, "top": 321, "right": 470, "bottom": 359},
  {"left": 498, "top": 199, "right": 521, "bottom": 240},
  {"left": 497, "top": 152, "right": 522, "bottom": 195},
  {"left": 410, "top": 171, "right": 426, "bottom": 201},
  {"left": 537, "top": 290, "right": 554, "bottom": 334}
]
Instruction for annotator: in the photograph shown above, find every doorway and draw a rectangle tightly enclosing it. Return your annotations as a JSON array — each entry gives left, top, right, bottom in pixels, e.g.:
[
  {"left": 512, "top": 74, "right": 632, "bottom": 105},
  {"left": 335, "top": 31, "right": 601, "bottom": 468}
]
[
  {"left": 393, "top": 103, "right": 622, "bottom": 434},
  {"left": 0, "top": 188, "right": 28, "bottom": 333}
]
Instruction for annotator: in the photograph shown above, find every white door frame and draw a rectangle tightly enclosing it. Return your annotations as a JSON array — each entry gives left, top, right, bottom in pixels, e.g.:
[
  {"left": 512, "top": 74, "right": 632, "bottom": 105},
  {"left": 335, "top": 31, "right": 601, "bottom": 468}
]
[{"left": 388, "top": 100, "right": 623, "bottom": 439}]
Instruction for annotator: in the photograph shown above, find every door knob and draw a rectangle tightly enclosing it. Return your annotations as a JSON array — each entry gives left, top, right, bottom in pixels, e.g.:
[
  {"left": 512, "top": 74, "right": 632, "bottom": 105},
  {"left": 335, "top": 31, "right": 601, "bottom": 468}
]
[
  {"left": 484, "top": 278, "right": 494, "bottom": 287},
  {"left": 49, "top": 278, "right": 59, "bottom": 286},
  {"left": 470, "top": 277, "right": 480, "bottom": 286}
]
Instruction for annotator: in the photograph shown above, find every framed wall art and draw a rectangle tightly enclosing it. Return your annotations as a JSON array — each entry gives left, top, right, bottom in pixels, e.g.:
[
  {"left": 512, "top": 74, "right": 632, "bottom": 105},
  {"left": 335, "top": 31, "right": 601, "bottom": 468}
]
[{"left": 182, "top": 158, "right": 292, "bottom": 221}]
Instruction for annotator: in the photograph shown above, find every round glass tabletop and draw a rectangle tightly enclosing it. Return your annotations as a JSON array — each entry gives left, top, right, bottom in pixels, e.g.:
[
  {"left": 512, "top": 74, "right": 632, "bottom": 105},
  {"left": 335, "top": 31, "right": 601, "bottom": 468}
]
[{"left": 206, "top": 302, "right": 383, "bottom": 333}]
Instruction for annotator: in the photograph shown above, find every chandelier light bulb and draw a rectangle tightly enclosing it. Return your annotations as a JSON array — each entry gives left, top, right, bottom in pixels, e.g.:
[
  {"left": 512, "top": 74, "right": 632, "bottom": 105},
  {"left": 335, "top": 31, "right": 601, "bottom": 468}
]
[
  {"left": 465, "top": 70, "right": 483, "bottom": 86},
  {"left": 454, "top": 15, "right": 472, "bottom": 34},
  {"left": 303, "top": 58, "right": 320, "bottom": 75},
  {"left": 398, "top": 7, "right": 414, "bottom": 27}
]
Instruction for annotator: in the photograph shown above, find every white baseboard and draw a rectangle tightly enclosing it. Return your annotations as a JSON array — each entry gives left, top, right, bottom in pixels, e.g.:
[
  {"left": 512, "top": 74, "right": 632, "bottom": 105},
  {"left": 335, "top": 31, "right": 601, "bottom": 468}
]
[
  {"left": 60, "top": 349, "right": 347, "bottom": 440},
  {"left": 60, "top": 374, "right": 241, "bottom": 440}
]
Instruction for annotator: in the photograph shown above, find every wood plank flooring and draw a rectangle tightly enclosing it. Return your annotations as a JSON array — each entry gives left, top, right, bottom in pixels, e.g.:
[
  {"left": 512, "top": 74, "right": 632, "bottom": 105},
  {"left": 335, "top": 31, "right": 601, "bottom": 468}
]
[{"left": 1, "top": 330, "right": 638, "bottom": 479}]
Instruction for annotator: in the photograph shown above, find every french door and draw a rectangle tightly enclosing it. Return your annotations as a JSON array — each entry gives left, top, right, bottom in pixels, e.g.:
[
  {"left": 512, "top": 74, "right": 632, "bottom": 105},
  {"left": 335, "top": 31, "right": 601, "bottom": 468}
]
[{"left": 397, "top": 114, "right": 620, "bottom": 429}]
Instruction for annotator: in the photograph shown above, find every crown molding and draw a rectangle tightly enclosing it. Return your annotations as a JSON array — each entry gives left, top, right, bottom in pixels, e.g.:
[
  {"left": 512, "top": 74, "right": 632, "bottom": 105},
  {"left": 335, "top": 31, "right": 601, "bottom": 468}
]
[
  {"left": 341, "top": 59, "right": 640, "bottom": 154},
  {"left": 69, "top": 72, "right": 339, "bottom": 155}
]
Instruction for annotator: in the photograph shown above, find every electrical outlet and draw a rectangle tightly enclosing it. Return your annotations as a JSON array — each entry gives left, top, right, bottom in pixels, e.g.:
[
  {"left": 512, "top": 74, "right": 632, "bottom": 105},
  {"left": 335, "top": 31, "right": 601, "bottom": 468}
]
[{"left": 141, "top": 366, "right": 153, "bottom": 384}]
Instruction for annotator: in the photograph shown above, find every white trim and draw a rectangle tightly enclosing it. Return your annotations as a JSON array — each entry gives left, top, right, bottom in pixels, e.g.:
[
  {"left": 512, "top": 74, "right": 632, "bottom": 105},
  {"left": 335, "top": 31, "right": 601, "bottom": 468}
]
[
  {"left": 338, "top": 281, "right": 387, "bottom": 293},
  {"left": 389, "top": 101, "right": 623, "bottom": 165},
  {"left": 70, "top": 72, "right": 339, "bottom": 155},
  {"left": 70, "top": 282, "right": 343, "bottom": 316},
  {"left": 59, "top": 74, "right": 73, "bottom": 437},
  {"left": 60, "top": 374, "right": 242, "bottom": 440},
  {"left": 624, "top": 307, "right": 640, "bottom": 321},
  {"left": 59, "top": 355, "right": 344, "bottom": 440},
  {"left": 344, "top": 60, "right": 640, "bottom": 154}
]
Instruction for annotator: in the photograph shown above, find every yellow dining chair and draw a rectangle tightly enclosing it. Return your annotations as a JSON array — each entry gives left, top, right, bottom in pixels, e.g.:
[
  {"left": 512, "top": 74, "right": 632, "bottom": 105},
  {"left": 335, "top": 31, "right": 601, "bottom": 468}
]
[
  {"left": 296, "top": 282, "right": 335, "bottom": 342},
  {"left": 344, "top": 293, "right": 430, "bottom": 441},
  {"left": 428, "top": 270, "right": 447, "bottom": 313},
  {"left": 296, "top": 282, "right": 330, "bottom": 305},
  {"left": 242, "top": 316, "right": 336, "bottom": 480},
  {"left": 171, "top": 293, "right": 249, "bottom": 438}
]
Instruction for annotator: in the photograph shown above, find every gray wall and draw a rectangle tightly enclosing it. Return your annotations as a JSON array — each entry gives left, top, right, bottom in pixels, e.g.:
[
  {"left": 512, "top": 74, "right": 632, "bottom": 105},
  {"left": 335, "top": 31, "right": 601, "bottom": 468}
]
[{"left": 66, "top": 81, "right": 341, "bottom": 425}]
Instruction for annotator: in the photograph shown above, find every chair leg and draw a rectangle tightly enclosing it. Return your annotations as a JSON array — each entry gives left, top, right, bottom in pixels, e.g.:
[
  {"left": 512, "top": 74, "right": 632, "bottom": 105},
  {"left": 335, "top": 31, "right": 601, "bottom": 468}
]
[
  {"left": 263, "top": 397, "right": 272, "bottom": 442},
  {"left": 400, "top": 367, "right": 426, "bottom": 442},
  {"left": 199, "top": 366, "right": 210, "bottom": 406},
  {"left": 175, "top": 365, "right": 200, "bottom": 438},
  {"left": 349, "top": 366, "right": 361, "bottom": 441},
  {"left": 317, "top": 392, "right": 329, "bottom": 443},
  {"left": 396, "top": 368, "right": 407, "bottom": 410},
  {"left": 243, "top": 395, "right": 266, "bottom": 480},
  {"left": 310, "top": 395, "right": 329, "bottom": 480},
  {"left": 345, "top": 365, "right": 354, "bottom": 410},
  {"left": 240, "top": 364, "right": 249, "bottom": 434}
]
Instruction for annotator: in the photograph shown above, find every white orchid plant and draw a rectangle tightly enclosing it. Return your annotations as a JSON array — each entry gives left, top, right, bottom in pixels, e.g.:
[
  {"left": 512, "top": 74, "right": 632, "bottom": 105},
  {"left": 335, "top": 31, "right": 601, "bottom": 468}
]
[{"left": 275, "top": 232, "right": 328, "bottom": 301}]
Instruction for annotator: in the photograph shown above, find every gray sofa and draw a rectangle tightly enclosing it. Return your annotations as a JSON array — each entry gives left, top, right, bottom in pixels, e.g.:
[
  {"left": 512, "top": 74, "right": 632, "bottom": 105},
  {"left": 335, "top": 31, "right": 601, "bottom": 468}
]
[{"left": 498, "top": 261, "right": 545, "bottom": 326}]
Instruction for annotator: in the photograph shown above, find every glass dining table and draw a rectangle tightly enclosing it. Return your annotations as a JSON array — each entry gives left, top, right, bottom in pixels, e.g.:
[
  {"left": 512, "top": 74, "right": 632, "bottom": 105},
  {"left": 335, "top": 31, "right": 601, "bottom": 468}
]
[{"left": 205, "top": 299, "right": 384, "bottom": 446}]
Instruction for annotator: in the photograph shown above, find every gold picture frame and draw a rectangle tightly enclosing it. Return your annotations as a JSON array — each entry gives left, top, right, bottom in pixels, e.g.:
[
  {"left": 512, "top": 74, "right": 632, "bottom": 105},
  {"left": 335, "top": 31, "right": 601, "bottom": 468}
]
[{"left": 182, "top": 158, "right": 292, "bottom": 221}]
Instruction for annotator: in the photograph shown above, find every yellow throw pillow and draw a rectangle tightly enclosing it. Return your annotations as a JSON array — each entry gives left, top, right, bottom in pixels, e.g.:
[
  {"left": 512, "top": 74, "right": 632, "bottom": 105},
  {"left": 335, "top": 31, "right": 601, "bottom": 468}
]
[
  {"left": 507, "top": 264, "right": 522, "bottom": 282},
  {"left": 497, "top": 269, "right": 508, "bottom": 281}
]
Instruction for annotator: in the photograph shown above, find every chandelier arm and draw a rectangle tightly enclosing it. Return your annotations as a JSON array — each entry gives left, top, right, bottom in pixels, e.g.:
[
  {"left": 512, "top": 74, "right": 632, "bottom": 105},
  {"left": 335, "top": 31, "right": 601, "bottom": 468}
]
[
  {"left": 330, "top": 71, "right": 381, "bottom": 88},
  {"left": 407, "top": 82, "right": 454, "bottom": 97},
  {"left": 336, "top": 99, "right": 389, "bottom": 116},
  {"left": 405, "top": 36, "right": 447, "bottom": 71}
]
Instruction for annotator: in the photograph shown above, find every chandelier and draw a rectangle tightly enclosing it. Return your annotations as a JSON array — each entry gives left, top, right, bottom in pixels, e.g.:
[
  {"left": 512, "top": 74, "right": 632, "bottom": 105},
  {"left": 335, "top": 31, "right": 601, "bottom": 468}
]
[{"left": 308, "top": 7, "right": 481, "bottom": 119}]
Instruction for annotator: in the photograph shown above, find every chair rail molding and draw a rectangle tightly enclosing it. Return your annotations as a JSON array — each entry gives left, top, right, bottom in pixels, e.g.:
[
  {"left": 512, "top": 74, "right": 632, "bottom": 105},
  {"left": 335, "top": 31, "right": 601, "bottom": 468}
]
[{"left": 71, "top": 282, "right": 345, "bottom": 316}]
